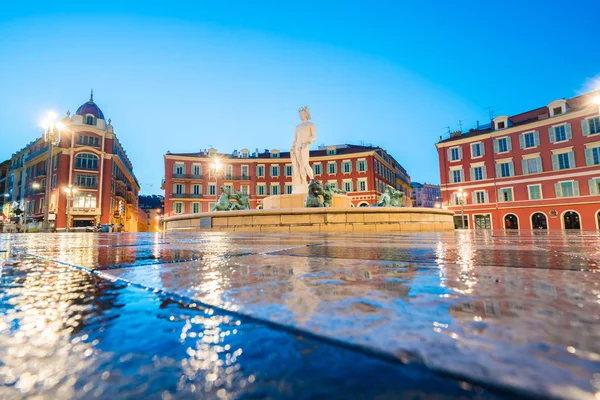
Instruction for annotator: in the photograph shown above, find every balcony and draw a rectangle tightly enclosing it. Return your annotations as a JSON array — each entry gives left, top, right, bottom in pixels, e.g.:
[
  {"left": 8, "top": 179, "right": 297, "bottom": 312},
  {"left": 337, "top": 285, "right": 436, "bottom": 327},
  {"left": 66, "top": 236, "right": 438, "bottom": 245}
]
[
  {"left": 78, "top": 183, "right": 98, "bottom": 189},
  {"left": 172, "top": 193, "right": 203, "bottom": 199},
  {"left": 70, "top": 207, "right": 101, "bottom": 216},
  {"left": 223, "top": 175, "right": 250, "bottom": 181},
  {"left": 115, "top": 188, "right": 127, "bottom": 199},
  {"left": 172, "top": 174, "right": 204, "bottom": 180}
]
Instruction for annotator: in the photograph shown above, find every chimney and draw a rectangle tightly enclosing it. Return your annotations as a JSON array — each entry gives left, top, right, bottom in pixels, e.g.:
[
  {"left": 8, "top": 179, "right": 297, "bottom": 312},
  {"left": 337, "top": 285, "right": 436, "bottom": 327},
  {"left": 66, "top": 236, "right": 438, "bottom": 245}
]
[
  {"left": 476, "top": 120, "right": 479, "bottom": 130},
  {"left": 450, "top": 130, "right": 461, "bottom": 138}
]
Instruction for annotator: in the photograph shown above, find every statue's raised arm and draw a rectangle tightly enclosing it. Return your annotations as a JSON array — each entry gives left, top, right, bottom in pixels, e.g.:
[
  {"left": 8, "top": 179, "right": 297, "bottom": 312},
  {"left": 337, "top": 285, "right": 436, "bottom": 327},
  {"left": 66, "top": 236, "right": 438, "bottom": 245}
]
[{"left": 291, "top": 106, "right": 316, "bottom": 194}]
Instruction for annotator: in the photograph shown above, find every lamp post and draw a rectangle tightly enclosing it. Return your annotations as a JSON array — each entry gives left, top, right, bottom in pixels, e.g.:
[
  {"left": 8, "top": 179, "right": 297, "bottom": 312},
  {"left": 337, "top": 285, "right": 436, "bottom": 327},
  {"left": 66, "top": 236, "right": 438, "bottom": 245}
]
[
  {"left": 41, "top": 112, "right": 63, "bottom": 231},
  {"left": 211, "top": 159, "right": 222, "bottom": 205},
  {"left": 23, "top": 182, "right": 40, "bottom": 233},
  {"left": 457, "top": 188, "right": 466, "bottom": 229},
  {"left": 63, "top": 185, "right": 77, "bottom": 233}
]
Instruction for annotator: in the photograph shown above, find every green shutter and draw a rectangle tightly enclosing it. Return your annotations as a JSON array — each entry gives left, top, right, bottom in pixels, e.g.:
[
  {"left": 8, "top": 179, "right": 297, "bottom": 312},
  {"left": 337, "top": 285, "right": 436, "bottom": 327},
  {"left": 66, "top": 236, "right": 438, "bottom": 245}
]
[
  {"left": 565, "top": 123, "right": 572, "bottom": 140},
  {"left": 506, "top": 137, "right": 512, "bottom": 151},
  {"left": 447, "top": 148, "right": 452, "bottom": 160},
  {"left": 458, "top": 147, "right": 463, "bottom": 159},
  {"left": 493, "top": 139, "right": 499, "bottom": 153},
  {"left": 482, "top": 167, "right": 487, "bottom": 179},
  {"left": 495, "top": 163, "right": 501, "bottom": 177},
  {"left": 498, "top": 189, "right": 503, "bottom": 202},
  {"left": 460, "top": 169, "right": 465, "bottom": 182},
  {"left": 573, "top": 181, "right": 580, "bottom": 196},
  {"left": 582, "top": 119, "right": 590, "bottom": 136},
  {"left": 469, "top": 167, "right": 474, "bottom": 181},
  {"left": 449, "top": 171, "right": 453, "bottom": 183},
  {"left": 552, "top": 154, "right": 559, "bottom": 170},
  {"left": 534, "top": 130, "right": 540, "bottom": 146},
  {"left": 508, "top": 161, "right": 514, "bottom": 176},
  {"left": 536, "top": 157, "right": 543, "bottom": 173},
  {"left": 554, "top": 182, "right": 562, "bottom": 197},
  {"left": 522, "top": 159, "right": 528, "bottom": 175},
  {"left": 549, "top": 127, "right": 555, "bottom": 144},
  {"left": 568, "top": 151, "right": 575, "bottom": 168},
  {"left": 589, "top": 179, "right": 599, "bottom": 195},
  {"left": 585, "top": 148, "right": 593, "bottom": 166},
  {"left": 519, "top": 134, "right": 525, "bottom": 149}
]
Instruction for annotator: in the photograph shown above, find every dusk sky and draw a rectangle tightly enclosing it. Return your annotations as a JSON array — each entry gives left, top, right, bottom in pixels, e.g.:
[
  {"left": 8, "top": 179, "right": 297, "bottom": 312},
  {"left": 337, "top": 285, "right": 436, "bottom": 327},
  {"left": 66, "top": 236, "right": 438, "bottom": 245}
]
[{"left": 1, "top": 1, "right": 599, "bottom": 194}]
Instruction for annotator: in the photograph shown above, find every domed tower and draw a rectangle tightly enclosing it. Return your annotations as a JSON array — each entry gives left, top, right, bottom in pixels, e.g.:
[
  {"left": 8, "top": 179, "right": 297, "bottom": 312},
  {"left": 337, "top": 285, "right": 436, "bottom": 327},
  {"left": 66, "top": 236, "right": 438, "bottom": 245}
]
[{"left": 72, "top": 90, "right": 109, "bottom": 131}]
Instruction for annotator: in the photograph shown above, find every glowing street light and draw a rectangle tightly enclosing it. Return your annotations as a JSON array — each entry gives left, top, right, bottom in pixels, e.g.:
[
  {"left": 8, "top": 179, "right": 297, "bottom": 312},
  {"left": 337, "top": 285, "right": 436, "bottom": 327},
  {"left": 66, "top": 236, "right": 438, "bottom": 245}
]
[
  {"left": 41, "top": 111, "right": 63, "bottom": 231},
  {"left": 211, "top": 158, "right": 222, "bottom": 205},
  {"left": 63, "top": 185, "right": 77, "bottom": 233}
]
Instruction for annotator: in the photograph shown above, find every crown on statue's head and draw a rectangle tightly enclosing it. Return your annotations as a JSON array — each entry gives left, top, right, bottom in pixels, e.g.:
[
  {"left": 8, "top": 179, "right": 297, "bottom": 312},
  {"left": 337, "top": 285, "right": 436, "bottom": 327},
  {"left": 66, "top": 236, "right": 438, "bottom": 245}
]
[{"left": 298, "top": 106, "right": 310, "bottom": 113}]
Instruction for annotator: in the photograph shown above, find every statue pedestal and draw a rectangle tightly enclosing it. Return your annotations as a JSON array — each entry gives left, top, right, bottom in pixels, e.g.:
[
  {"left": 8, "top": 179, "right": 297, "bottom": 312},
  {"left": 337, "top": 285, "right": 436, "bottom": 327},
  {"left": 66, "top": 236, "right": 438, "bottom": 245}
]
[{"left": 262, "top": 193, "right": 352, "bottom": 209}]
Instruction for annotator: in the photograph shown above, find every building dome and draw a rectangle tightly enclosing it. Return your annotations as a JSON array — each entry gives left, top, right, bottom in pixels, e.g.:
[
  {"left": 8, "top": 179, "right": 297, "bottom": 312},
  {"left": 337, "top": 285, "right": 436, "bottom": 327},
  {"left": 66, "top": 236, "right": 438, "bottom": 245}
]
[{"left": 75, "top": 90, "right": 105, "bottom": 119}]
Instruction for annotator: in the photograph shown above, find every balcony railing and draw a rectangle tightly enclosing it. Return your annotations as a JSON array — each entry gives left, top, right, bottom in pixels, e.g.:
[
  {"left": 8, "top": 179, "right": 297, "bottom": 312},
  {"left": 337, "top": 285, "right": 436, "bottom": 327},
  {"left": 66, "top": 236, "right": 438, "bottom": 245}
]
[
  {"left": 115, "top": 188, "right": 127, "bottom": 198},
  {"left": 223, "top": 175, "right": 250, "bottom": 181},
  {"left": 172, "top": 193, "right": 203, "bottom": 199},
  {"left": 77, "top": 183, "right": 98, "bottom": 189},
  {"left": 172, "top": 174, "right": 204, "bottom": 180}
]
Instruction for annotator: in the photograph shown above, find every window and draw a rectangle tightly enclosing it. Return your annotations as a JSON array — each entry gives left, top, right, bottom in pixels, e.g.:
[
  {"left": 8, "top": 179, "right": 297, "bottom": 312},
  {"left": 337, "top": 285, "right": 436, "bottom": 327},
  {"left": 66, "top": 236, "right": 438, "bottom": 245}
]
[
  {"left": 328, "top": 162, "right": 337, "bottom": 174},
  {"left": 75, "top": 153, "right": 99, "bottom": 170},
  {"left": 192, "top": 203, "right": 201, "bottom": 213},
  {"left": 225, "top": 165, "right": 233, "bottom": 179},
  {"left": 39, "top": 198, "right": 44, "bottom": 213},
  {"left": 553, "top": 107, "right": 562, "bottom": 116},
  {"left": 357, "top": 159, "right": 367, "bottom": 172},
  {"left": 328, "top": 181, "right": 338, "bottom": 190},
  {"left": 86, "top": 116, "right": 94, "bottom": 125},
  {"left": 342, "top": 161, "right": 352, "bottom": 173},
  {"left": 174, "top": 163, "right": 184, "bottom": 175},
  {"left": 343, "top": 181, "right": 352, "bottom": 192},
  {"left": 496, "top": 161, "right": 513, "bottom": 178},
  {"left": 73, "top": 193, "right": 97, "bottom": 208},
  {"left": 208, "top": 184, "right": 216, "bottom": 196},
  {"left": 256, "top": 185, "right": 266, "bottom": 196},
  {"left": 285, "top": 184, "right": 293, "bottom": 194},
  {"left": 192, "top": 164, "right": 202, "bottom": 176},
  {"left": 51, "top": 174, "right": 57, "bottom": 189},
  {"left": 285, "top": 165, "right": 292, "bottom": 176},
  {"left": 553, "top": 152, "right": 575, "bottom": 170},
  {"left": 451, "top": 169, "right": 464, "bottom": 183},
  {"left": 270, "top": 165, "right": 280, "bottom": 177},
  {"left": 497, "top": 121, "right": 505, "bottom": 129},
  {"left": 522, "top": 157, "right": 542, "bottom": 174},
  {"left": 585, "top": 146, "right": 600, "bottom": 166},
  {"left": 555, "top": 181, "right": 579, "bottom": 198},
  {"left": 241, "top": 151, "right": 249, "bottom": 159},
  {"left": 270, "top": 184, "right": 280, "bottom": 195},
  {"left": 241, "top": 165, "right": 249, "bottom": 178},
  {"left": 192, "top": 184, "right": 202, "bottom": 195},
  {"left": 241, "top": 185, "right": 249, "bottom": 195},
  {"left": 174, "top": 184, "right": 184, "bottom": 194},
  {"left": 474, "top": 191, "right": 487, "bottom": 204},
  {"left": 358, "top": 180, "right": 367, "bottom": 191},
  {"left": 498, "top": 188, "right": 513, "bottom": 202},
  {"left": 471, "top": 166, "right": 485, "bottom": 181},
  {"left": 449, "top": 147, "right": 462, "bottom": 161},
  {"left": 173, "top": 202, "right": 184, "bottom": 214},
  {"left": 313, "top": 163, "right": 322, "bottom": 175},
  {"left": 589, "top": 117, "right": 600, "bottom": 135},
  {"left": 327, "top": 149, "right": 336, "bottom": 155},
  {"left": 494, "top": 137, "right": 511, "bottom": 153},
  {"left": 256, "top": 165, "right": 265, "bottom": 177},
  {"left": 588, "top": 178, "right": 600, "bottom": 195},
  {"left": 77, "top": 135, "right": 100, "bottom": 147},
  {"left": 528, "top": 185, "right": 542, "bottom": 200},
  {"left": 471, "top": 142, "right": 483, "bottom": 158},
  {"left": 519, "top": 131, "right": 539, "bottom": 149},
  {"left": 270, "top": 152, "right": 280, "bottom": 158},
  {"left": 75, "top": 174, "right": 97, "bottom": 188},
  {"left": 549, "top": 124, "right": 572, "bottom": 143}
]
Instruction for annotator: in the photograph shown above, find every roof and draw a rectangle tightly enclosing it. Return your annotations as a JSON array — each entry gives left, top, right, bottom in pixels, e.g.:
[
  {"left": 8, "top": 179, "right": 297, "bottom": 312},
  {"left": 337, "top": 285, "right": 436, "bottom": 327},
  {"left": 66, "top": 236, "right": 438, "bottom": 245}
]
[{"left": 438, "top": 89, "right": 600, "bottom": 144}]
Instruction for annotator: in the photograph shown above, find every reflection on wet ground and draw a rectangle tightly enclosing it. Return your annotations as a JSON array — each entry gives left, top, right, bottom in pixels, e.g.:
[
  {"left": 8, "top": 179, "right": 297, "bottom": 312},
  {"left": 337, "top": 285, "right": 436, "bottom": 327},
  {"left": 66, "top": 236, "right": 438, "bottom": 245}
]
[{"left": 1, "top": 230, "right": 599, "bottom": 399}]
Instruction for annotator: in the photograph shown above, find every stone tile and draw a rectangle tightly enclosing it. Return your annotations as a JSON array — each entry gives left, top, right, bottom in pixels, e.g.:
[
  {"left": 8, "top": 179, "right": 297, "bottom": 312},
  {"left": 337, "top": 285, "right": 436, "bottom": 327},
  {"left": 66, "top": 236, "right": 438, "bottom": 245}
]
[
  {"left": 325, "top": 213, "right": 347, "bottom": 224},
  {"left": 253, "top": 215, "right": 282, "bottom": 225},
  {"left": 281, "top": 214, "right": 311, "bottom": 224}
]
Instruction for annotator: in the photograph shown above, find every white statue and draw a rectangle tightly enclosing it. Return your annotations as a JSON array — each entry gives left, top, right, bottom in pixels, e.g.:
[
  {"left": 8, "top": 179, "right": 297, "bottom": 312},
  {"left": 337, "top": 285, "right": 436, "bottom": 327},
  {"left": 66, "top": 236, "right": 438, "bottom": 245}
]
[{"left": 291, "top": 106, "right": 316, "bottom": 193}]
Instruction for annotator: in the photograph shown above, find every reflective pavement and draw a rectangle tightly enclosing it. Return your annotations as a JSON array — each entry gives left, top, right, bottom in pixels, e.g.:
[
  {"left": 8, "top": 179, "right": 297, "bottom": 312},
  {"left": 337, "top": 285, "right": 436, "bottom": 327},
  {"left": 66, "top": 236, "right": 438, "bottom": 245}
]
[{"left": 1, "top": 230, "right": 599, "bottom": 399}]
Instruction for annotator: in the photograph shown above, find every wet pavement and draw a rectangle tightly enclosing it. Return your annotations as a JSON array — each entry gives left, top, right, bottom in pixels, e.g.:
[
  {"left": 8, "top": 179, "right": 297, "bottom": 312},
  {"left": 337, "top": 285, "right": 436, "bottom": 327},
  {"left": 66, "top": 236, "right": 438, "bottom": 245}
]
[{"left": 0, "top": 231, "right": 599, "bottom": 399}]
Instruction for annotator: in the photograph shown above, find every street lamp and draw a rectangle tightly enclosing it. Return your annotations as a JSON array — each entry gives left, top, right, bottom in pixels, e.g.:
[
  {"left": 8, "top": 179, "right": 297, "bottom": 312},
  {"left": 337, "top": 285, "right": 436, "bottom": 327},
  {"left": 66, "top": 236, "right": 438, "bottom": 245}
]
[
  {"left": 41, "top": 112, "right": 63, "bottom": 231},
  {"left": 457, "top": 188, "right": 467, "bottom": 229},
  {"left": 211, "top": 158, "right": 222, "bottom": 205},
  {"left": 63, "top": 185, "right": 77, "bottom": 233},
  {"left": 22, "top": 182, "right": 41, "bottom": 233}
]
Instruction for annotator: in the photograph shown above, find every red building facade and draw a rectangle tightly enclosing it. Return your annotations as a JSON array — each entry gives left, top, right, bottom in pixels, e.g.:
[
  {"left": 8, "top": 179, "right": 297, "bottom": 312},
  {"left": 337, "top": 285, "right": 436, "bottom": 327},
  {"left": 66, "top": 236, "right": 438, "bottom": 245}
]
[
  {"left": 162, "top": 144, "right": 411, "bottom": 217},
  {"left": 436, "top": 90, "right": 600, "bottom": 230},
  {"left": 1, "top": 93, "right": 141, "bottom": 231}
]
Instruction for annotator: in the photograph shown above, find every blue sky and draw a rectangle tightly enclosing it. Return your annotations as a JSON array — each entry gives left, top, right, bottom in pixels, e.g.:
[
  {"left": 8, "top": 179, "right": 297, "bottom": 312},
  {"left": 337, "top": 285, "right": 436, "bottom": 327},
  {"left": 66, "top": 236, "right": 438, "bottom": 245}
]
[{"left": 1, "top": 1, "right": 598, "bottom": 194}]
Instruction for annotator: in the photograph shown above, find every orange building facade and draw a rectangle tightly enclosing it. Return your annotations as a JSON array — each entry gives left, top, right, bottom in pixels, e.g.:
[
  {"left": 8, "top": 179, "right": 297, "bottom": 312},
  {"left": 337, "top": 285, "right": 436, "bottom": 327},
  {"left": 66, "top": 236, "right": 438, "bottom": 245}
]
[
  {"left": 436, "top": 90, "right": 600, "bottom": 230},
  {"left": 162, "top": 144, "right": 411, "bottom": 217},
  {"left": 1, "top": 93, "right": 141, "bottom": 231}
]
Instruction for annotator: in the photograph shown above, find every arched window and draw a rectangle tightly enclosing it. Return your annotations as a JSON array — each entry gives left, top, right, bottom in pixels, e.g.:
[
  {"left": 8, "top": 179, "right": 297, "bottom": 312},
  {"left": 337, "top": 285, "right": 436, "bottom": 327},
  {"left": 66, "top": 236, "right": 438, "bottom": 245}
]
[
  {"left": 504, "top": 214, "right": 519, "bottom": 229},
  {"left": 563, "top": 211, "right": 581, "bottom": 230},
  {"left": 359, "top": 202, "right": 370, "bottom": 207},
  {"left": 75, "top": 153, "right": 99, "bottom": 170},
  {"left": 86, "top": 116, "right": 94, "bottom": 125},
  {"left": 531, "top": 213, "right": 547, "bottom": 230},
  {"left": 597, "top": 211, "right": 600, "bottom": 230}
]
